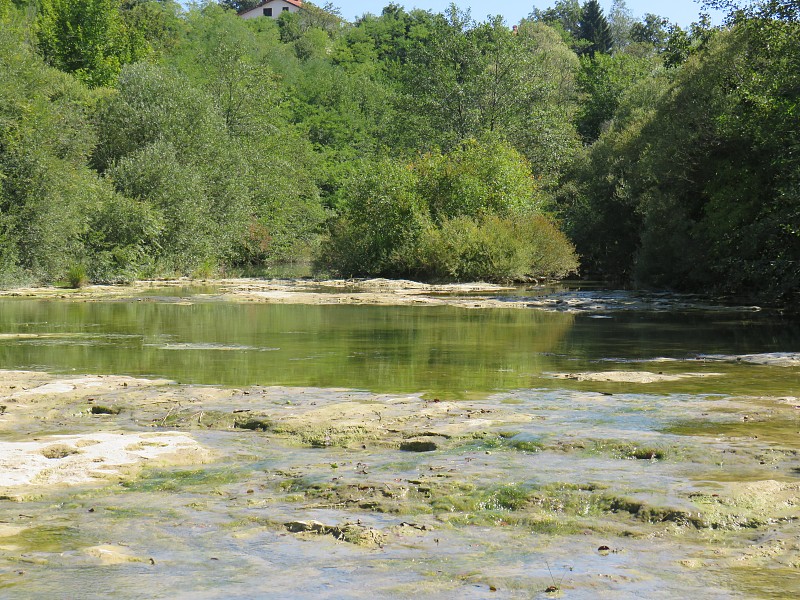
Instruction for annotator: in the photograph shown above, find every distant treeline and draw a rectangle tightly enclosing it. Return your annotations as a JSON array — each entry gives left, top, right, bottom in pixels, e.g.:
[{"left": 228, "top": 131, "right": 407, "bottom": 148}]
[{"left": 0, "top": 1, "right": 797, "bottom": 304}]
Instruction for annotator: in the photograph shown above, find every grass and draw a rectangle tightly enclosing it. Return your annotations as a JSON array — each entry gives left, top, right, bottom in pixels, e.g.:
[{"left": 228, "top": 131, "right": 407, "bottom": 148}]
[{"left": 66, "top": 263, "right": 88, "bottom": 288}]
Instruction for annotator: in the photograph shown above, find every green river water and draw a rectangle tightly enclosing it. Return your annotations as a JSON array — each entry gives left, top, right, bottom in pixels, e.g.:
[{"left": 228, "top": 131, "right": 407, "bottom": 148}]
[{"left": 0, "top": 297, "right": 796, "bottom": 395}]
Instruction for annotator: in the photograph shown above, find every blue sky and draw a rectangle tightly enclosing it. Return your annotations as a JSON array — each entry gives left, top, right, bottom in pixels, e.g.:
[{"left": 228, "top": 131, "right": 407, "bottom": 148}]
[{"left": 335, "top": 1, "right": 727, "bottom": 27}]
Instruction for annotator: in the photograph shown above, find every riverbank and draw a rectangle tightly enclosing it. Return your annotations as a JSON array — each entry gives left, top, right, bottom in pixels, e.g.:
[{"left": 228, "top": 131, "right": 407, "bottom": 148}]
[{"left": 0, "top": 277, "right": 768, "bottom": 314}]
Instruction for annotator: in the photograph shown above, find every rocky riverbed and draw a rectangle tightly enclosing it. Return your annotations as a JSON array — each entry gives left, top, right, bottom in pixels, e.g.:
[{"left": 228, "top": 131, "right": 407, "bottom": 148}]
[{"left": 1, "top": 366, "right": 798, "bottom": 598}]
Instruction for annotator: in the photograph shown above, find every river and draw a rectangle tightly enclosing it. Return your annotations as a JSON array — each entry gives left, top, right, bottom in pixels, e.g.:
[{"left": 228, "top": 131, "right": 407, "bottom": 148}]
[{"left": 0, "top": 283, "right": 797, "bottom": 598}]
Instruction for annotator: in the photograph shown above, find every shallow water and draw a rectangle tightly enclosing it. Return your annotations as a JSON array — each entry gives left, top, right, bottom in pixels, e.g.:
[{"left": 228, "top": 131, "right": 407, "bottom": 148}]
[
  {"left": 0, "top": 297, "right": 797, "bottom": 396},
  {"left": 0, "top": 288, "right": 799, "bottom": 599}
]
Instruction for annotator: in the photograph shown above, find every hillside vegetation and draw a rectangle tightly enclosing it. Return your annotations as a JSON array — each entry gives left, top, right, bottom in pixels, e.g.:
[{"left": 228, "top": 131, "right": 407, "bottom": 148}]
[{"left": 0, "top": 1, "right": 797, "bottom": 303}]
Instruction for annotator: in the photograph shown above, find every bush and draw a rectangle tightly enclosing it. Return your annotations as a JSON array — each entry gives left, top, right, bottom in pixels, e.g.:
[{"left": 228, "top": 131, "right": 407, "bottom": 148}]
[
  {"left": 317, "top": 140, "right": 579, "bottom": 282},
  {"left": 65, "top": 263, "right": 88, "bottom": 288},
  {"left": 415, "top": 139, "right": 546, "bottom": 222},
  {"left": 415, "top": 214, "right": 578, "bottom": 282},
  {"left": 316, "top": 158, "right": 429, "bottom": 277}
]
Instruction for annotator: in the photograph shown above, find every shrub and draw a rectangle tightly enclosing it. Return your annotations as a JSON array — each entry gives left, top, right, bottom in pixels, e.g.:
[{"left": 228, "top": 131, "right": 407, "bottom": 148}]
[
  {"left": 316, "top": 158, "right": 429, "bottom": 277},
  {"left": 317, "top": 141, "right": 578, "bottom": 282},
  {"left": 65, "top": 263, "right": 88, "bottom": 288},
  {"left": 415, "top": 138, "right": 546, "bottom": 222},
  {"left": 414, "top": 214, "right": 578, "bottom": 282}
]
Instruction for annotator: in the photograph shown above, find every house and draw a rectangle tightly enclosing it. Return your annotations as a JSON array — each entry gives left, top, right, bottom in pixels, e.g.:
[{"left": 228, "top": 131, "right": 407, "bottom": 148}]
[{"left": 239, "top": 0, "right": 303, "bottom": 20}]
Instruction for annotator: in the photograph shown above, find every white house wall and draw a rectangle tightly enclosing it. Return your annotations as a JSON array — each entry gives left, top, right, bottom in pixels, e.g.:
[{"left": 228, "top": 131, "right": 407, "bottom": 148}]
[{"left": 240, "top": 1, "right": 300, "bottom": 20}]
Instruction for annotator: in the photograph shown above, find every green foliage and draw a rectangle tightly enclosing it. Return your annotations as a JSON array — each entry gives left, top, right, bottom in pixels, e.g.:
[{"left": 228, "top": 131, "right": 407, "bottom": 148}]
[
  {"left": 395, "top": 11, "right": 581, "bottom": 182},
  {"left": 83, "top": 187, "right": 162, "bottom": 282},
  {"left": 578, "top": 0, "right": 613, "bottom": 56},
  {"left": 608, "top": 0, "right": 634, "bottom": 50},
  {"left": 294, "top": 27, "right": 330, "bottom": 60},
  {"left": 0, "top": 23, "right": 105, "bottom": 281},
  {"left": 121, "top": 0, "right": 184, "bottom": 57},
  {"left": 529, "top": 0, "right": 582, "bottom": 41},
  {"left": 65, "top": 263, "right": 88, "bottom": 288},
  {"left": 415, "top": 214, "right": 578, "bottom": 282},
  {"left": 317, "top": 158, "right": 428, "bottom": 277},
  {"left": 108, "top": 139, "right": 219, "bottom": 271},
  {"left": 36, "top": 0, "right": 148, "bottom": 87},
  {"left": 563, "top": 18, "right": 800, "bottom": 302},
  {"left": 318, "top": 140, "right": 577, "bottom": 282},
  {"left": 576, "top": 51, "right": 656, "bottom": 141},
  {"left": 415, "top": 139, "right": 545, "bottom": 221},
  {"left": 94, "top": 55, "right": 322, "bottom": 274},
  {"left": 630, "top": 13, "right": 670, "bottom": 50},
  {"left": 0, "top": 0, "right": 794, "bottom": 304},
  {"left": 218, "top": 0, "right": 259, "bottom": 11}
]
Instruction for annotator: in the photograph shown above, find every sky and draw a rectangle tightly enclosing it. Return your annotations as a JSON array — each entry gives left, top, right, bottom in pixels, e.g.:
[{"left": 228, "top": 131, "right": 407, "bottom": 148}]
[{"left": 335, "top": 1, "right": 728, "bottom": 28}]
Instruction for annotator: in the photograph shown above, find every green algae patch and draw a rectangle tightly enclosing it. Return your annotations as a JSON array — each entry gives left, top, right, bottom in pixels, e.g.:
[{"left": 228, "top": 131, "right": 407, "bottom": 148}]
[
  {"left": 0, "top": 526, "right": 81, "bottom": 554},
  {"left": 664, "top": 418, "right": 800, "bottom": 449},
  {"left": 233, "top": 417, "right": 272, "bottom": 431},
  {"left": 121, "top": 467, "right": 243, "bottom": 493},
  {"left": 584, "top": 439, "right": 671, "bottom": 461},
  {"left": 89, "top": 405, "right": 121, "bottom": 415},
  {"left": 688, "top": 480, "right": 800, "bottom": 530},
  {"left": 509, "top": 439, "right": 545, "bottom": 453},
  {"left": 158, "top": 409, "right": 240, "bottom": 430},
  {"left": 272, "top": 423, "right": 378, "bottom": 448}
]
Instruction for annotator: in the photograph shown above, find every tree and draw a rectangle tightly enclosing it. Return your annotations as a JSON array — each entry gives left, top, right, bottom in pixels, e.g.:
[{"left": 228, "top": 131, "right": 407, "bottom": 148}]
[
  {"left": 218, "top": 0, "right": 259, "bottom": 12},
  {"left": 529, "top": 0, "right": 582, "bottom": 40},
  {"left": 512, "top": 21, "right": 582, "bottom": 185},
  {"left": 630, "top": 13, "right": 670, "bottom": 51},
  {"left": 395, "top": 7, "right": 582, "bottom": 174},
  {"left": 121, "top": 0, "right": 184, "bottom": 56},
  {"left": 0, "top": 23, "right": 105, "bottom": 281},
  {"left": 702, "top": 0, "right": 799, "bottom": 22},
  {"left": 318, "top": 139, "right": 578, "bottom": 282},
  {"left": 563, "top": 17, "right": 800, "bottom": 302},
  {"left": 36, "top": 0, "right": 148, "bottom": 87},
  {"left": 397, "top": 5, "right": 482, "bottom": 147},
  {"left": 578, "top": 0, "right": 613, "bottom": 56},
  {"left": 608, "top": 0, "right": 634, "bottom": 49},
  {"left": 575, "top": 51, "right": 655, "bottom": 141},
  {"left": 299, "top": 2, "right": 343, "bottom": 35},
  {"left": 317, "top": 158, "right": 428, "bottom": 277}
]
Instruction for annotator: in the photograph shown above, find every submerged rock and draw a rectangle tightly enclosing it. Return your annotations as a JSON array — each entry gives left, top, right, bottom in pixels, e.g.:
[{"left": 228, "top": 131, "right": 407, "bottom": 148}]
[
  {"left": 399, "top": 440, "right": 439, "bottom": 452},
  {"left": 83, "top": 544, "right": 148, "bottom": 565},
  {"left": 547, "top": 371, "right": 722, "bottom": 383},
  {"left": 283, "top": 520, "right": 385, "bottom": 547}
]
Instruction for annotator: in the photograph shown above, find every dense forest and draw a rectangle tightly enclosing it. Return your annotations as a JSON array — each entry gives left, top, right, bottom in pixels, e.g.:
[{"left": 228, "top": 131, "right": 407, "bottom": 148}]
[{"left": 0, "top": 0, "right": 797, "bottom": 304}]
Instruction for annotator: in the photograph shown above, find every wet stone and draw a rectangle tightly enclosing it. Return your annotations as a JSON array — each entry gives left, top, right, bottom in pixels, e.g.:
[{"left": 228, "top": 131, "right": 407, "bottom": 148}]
[{"left": 399, "top": 440, "right": 438, "bottom": 452}]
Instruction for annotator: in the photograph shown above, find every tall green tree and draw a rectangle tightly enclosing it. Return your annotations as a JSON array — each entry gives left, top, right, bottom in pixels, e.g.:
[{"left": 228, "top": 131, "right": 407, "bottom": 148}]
[
  {"left": 0, "top": 23, "right": 106, "bottom": 282},
  {"left": 578, "top": 0, "right": 613, "bottom": 56},
  {"left": 395, "top": 7, "right": 581, "bottom": 180},
  {"left": 608, "top": 0, "right": 634, "bottom": 49},
  {"left": 575, "top": 51, "right": 655, "bottom": 141},
  {"left": 563, "top": 14, "right": 800, "bottom": 301},
  {"left": 630, "top": 13, "right": 670, "bottom": 50}
]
